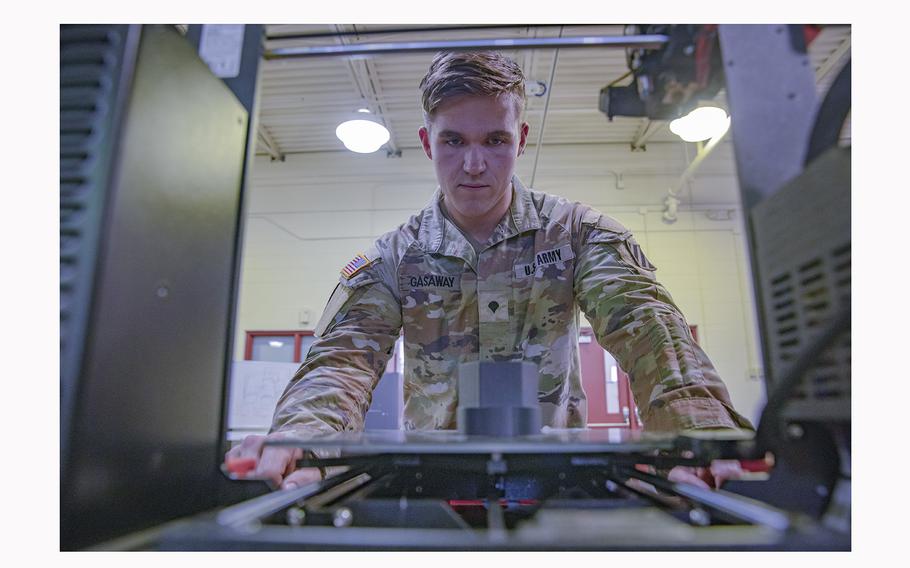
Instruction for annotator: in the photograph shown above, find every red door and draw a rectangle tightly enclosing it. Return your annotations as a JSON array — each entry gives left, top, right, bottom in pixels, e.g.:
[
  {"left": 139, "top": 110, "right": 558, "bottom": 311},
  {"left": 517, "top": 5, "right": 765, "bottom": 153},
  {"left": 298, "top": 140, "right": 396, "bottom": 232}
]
[
  {"left": 578, "top": 329, "right": 640, "bottom": 430},
  {"left": 579, "top": 326, "right": 698, "bottom": 431}
]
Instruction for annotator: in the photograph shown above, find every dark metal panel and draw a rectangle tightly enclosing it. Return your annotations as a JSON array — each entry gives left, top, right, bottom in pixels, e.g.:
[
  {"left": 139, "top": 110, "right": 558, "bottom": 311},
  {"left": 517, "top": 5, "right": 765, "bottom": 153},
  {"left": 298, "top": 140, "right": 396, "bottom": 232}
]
[
  {"left": 61, "top": 25, "right": 250, "bottom": 549},
  {"left": 182, "top": 25, "right": 265, "bottom": 457},
  {"left": 718, "top": 25, "right": 818, "bottom": 210},
  {"left": 185, "top": 25, "right": 264, "bottom": 114},
  {"left": 60, "top": 23, "right": 140, "bottom": 478},
  {"left": 751, "top": 147, "right": 851, "bottom": 397},
  {"left": 717, "top": 24, "right": 820, "bottom": 394}
]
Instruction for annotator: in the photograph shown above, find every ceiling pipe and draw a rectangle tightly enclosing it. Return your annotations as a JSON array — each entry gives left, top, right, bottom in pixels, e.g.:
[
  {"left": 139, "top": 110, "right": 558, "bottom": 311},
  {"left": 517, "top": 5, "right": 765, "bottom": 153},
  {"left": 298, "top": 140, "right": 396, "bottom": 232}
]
[
  {"left": 662, "top": 124, "right": 731, "bottom": 223},
  {"left": 265, "top": 35, "right": 668, "bottom": 59}
]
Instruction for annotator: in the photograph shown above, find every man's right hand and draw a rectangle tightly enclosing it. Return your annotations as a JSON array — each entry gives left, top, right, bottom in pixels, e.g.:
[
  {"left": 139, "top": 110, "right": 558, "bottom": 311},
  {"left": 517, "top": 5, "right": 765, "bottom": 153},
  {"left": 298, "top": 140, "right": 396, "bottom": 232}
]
[{"left": 224, "top": 432, "right": 322, "bottom": 490}]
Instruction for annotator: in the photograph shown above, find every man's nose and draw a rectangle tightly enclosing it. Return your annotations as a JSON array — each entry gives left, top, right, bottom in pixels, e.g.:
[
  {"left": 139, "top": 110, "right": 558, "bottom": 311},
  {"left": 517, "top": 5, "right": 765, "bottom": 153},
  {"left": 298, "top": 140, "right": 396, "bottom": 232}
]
[{"left": 463, "top": 147, "right": 486, "bottom": 175}]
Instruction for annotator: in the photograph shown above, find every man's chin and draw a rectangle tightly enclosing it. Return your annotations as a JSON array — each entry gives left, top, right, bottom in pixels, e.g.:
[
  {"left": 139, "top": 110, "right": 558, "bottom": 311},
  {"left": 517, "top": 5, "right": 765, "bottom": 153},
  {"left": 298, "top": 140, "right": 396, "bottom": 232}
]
[{"left": 448, "top": 205, "right": 490, "bottom": 220}]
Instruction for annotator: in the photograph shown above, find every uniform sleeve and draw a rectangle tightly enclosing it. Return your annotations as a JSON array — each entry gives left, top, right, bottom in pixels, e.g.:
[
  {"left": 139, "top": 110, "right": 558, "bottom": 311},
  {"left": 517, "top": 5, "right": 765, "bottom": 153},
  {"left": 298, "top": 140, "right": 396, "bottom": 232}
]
[
  {"left": 573, "top": 213, "right": 754, "bottom": 433},
  {"left": 270, "top": 263, "right": 402, "bottom": 436}
]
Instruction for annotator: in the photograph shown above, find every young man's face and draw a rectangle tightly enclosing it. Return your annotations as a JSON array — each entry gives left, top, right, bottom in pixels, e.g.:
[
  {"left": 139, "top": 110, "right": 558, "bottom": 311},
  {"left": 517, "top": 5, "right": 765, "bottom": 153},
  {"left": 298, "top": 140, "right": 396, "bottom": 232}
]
[{"left": 419, "top": 94, "right": 529, "bottom": 223}]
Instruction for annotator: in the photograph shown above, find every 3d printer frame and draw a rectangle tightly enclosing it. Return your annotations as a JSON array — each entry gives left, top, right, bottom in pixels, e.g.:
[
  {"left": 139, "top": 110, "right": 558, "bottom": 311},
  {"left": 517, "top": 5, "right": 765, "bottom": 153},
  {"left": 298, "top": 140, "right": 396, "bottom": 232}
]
[{"left": 159, "top": 430, "right": 844, "bottom": 551}]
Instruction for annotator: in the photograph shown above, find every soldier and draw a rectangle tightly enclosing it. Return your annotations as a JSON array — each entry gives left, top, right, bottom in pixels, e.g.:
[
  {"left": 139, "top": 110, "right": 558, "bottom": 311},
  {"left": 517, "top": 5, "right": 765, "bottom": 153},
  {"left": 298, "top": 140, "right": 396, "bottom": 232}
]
[{"left": 226, "top": 51, "right": 753, "bottom": 491}]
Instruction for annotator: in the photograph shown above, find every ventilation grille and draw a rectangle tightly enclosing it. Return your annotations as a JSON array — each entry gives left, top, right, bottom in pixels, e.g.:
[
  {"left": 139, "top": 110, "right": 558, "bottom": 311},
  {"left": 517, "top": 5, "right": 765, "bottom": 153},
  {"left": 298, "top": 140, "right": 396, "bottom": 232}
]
[
  {"left": 59, "top": 25, "right": 128, "bottom": 352},
  {"left": 768, "top": 242, "right": 851, "bottom": 404}
]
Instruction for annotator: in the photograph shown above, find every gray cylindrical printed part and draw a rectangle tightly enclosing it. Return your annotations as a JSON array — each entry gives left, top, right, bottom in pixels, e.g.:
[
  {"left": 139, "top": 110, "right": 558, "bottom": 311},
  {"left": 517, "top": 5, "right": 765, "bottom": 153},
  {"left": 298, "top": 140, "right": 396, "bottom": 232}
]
[
  {"left": 457, "top": 407, "right": 542, "bottom": 437},
  {"left": 457, "top": 362, "right": 542, "bottom": 436}
]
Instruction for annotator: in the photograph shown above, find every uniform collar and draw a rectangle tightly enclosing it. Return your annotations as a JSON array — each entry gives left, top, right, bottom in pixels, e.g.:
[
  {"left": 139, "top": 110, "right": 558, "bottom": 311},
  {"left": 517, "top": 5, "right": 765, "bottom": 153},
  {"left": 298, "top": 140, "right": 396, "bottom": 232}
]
[
  {"left": 417, "top": 175, "right": 542, "bottom": 259},
  {"left": 505, "top": 175, "right": 542, "bottom": 237}
]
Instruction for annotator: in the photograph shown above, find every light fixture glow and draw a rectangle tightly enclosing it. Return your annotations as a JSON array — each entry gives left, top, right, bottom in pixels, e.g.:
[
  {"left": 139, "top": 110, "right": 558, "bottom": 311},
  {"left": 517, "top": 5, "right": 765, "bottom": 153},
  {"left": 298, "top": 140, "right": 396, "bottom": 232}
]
[
  {"left": 335, "top": 119, "right": 390, "bottom": 153},
  {"left": 669, "top": 106, "right": 731, "bottom": 142},
  {"left": 268, "top": 341, "right": 284, "bottom": 348}
]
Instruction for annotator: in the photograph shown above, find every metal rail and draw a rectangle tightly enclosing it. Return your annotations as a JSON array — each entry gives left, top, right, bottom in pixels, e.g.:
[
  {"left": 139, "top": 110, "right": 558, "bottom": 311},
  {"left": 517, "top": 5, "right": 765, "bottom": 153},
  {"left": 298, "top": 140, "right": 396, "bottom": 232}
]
[
  {"left": 265, "top": 35, "right": 668, "bottom": 59},
  {"left": 620, "top": 467, "right": 791, "bottom": 531},
  {"left": 215, "top": 466, "right": 371, "bottom": 528}
]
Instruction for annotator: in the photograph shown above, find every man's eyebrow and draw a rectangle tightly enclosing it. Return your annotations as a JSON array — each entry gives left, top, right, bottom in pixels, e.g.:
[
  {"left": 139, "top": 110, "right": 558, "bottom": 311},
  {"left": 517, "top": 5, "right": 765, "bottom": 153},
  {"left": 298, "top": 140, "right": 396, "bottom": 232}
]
[{"left": 436, "top": 129, "right": 513, "bottom": 138}]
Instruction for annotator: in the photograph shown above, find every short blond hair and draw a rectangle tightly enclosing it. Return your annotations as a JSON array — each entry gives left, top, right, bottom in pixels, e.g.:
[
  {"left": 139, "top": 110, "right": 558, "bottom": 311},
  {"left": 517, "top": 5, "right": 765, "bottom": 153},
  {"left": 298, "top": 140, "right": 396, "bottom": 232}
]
[{"left": 418, "top": 51, "right": 527, "bottom": 126}]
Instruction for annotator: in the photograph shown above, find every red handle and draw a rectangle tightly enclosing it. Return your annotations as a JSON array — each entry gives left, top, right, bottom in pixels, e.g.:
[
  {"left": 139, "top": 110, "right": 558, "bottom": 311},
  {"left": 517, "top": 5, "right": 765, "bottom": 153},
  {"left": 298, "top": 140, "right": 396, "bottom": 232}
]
[{"left": 225, "top": 457, "right": 257, "bottom": 476}]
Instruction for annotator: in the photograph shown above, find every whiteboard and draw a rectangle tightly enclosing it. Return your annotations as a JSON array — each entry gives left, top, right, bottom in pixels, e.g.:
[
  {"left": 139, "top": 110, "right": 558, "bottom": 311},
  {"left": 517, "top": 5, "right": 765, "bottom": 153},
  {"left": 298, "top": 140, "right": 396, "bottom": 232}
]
[
  {"left": 226, "top": 360, "right": 300, "bottom": 431},
  {"left": 226, "top": 361, "right": 403, "bottom": 439}
]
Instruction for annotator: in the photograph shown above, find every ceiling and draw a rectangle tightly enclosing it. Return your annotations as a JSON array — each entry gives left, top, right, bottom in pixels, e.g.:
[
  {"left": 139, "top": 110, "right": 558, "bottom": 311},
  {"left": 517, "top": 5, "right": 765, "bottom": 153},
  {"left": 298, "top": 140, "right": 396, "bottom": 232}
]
[{"left": 253, "top": 24, "right": 851, "bottom": 159}]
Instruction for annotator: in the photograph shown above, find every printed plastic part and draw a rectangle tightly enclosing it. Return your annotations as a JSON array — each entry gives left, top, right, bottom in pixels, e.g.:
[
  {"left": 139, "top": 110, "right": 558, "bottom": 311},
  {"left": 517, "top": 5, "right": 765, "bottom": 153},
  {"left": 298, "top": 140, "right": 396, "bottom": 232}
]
[{"left": 457, "top": 361, "right": 542, "bottom": 436}]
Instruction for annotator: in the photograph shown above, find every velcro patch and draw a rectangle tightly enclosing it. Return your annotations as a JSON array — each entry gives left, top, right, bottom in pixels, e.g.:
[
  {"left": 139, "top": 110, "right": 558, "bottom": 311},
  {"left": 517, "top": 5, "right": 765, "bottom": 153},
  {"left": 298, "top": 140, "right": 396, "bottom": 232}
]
[
  {"left": 625, "top": 240, "right": 656, "bottom": 272},
  {"left": 407, "top": 273, "right": 460, "bottom": 289},
  {"left": 514, "top": 244, "right": 575, "bottom": 278},
  {"left": 314, "top": 284, "right": 355, "bottom": 337},
  {"left": 479, "top": 291, "right": 510, "bottom": 323},
  {"left": 340, "top": 253, "right": 373, "bottom": 279}
]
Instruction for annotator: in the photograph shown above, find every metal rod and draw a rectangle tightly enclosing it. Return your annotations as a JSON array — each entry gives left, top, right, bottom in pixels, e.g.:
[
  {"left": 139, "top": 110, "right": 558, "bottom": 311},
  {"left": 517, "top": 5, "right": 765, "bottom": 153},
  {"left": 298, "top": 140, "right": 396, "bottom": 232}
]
[
  {"left": 256, "top": 125, "right": 283, "bottom": 161},
  {"left": 670, "top": 121, "right": 731, "bottom": 197},
  {"left": 486, "top": 495, "right": 507, "bottom": 543},
  {"left": 267, "top": 24, "right": 575, "bottom": 42},
  {"left": 529, "top": 27, "right": 563, "bottom": 188},
  {"left": 338, "top": 471, "right": 399, "bottom": 503},
  {"left": 606, "top": 472, "right": 689, "bottom": 510},
  {"left": 265, "top": 35, "right": 669, "bottom": 59},
  {"left": 303, "top": 472, "right": 374, "bottom": 509},
  {"left": 631, "top": 119, "right": 659, "bottom": 150},
  {"left": 215, "top": 466, "right": 369, "bottom": 528},
  {"left": 620, "top": 467, "right": 791, "bottom": 531}
]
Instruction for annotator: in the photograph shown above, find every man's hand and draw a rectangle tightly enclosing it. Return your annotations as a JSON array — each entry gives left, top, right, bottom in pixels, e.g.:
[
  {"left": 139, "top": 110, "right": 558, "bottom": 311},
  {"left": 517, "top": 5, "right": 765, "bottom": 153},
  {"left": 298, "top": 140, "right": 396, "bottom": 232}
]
[
  {"left": 224, "top": 432, "right": 322, "bottom": 490},
  {"left": 667, "top": 460, "right": 744, "bottom": 490}
]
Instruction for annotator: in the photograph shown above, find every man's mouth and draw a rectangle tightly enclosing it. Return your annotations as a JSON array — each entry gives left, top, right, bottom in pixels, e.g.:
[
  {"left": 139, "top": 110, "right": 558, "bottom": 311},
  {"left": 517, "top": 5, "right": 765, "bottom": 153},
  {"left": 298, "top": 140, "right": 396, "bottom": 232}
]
[{"left": 459, "top": 184, "right": 489, "bottom": 189}]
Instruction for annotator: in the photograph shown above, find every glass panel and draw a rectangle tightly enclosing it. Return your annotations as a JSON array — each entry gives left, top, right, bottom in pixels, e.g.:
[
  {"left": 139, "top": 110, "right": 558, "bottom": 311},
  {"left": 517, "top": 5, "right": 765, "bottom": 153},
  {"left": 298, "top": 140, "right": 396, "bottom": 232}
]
[
  {"left": 250, "top": 335, "right": 294, "bottom": 362},
  {"left": 298, "top": 335, "right": 317, "bottom": 362},
  {"left": 606, "top": 376, "right": 620, "bottom": 414}
]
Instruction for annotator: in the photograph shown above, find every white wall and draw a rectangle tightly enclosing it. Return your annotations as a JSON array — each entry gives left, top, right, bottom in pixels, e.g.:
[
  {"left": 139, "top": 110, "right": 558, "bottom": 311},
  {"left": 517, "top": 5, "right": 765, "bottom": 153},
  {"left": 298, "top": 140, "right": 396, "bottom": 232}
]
[{"left": 233, "top": 141, "right": 766, "bottom": 424}]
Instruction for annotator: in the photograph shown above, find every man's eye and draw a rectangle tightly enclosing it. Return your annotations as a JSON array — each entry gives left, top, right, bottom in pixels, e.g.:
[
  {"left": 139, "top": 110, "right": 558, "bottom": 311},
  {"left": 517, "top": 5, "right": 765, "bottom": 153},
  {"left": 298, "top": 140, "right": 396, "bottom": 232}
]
[
  {"left": 445, "top": 138, "right": 462, "bottom": 146},
  {"left": 488, "top": 138, "right": 506, "bottom": 146}
]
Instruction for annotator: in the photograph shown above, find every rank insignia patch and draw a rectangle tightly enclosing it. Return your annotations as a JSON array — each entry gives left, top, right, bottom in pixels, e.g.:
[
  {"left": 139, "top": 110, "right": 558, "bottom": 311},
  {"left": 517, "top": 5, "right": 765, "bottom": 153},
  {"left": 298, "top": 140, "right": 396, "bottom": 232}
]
[
  {"left": 341, "top": 253, "right": 372, "bottom": 279},
  {"left": 626, "top": 240, "right": 656, "bottom": 272}
]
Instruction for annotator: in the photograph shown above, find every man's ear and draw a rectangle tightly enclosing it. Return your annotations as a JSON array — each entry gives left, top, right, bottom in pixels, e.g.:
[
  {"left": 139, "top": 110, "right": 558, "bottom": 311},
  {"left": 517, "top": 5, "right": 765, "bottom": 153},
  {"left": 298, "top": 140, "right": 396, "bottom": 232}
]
[
  {"left": 517, "top": 122, "right": 530, "bottom": 156},
  {"left": 418, "top": 126, "right": 432, "bottom": 160}
]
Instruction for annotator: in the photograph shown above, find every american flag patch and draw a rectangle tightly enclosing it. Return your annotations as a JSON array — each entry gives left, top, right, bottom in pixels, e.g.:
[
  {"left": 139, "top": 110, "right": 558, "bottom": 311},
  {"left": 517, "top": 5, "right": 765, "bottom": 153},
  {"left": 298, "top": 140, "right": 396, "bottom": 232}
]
[{"left": 341, "top": 253, "right": 371, "bottom": 279}]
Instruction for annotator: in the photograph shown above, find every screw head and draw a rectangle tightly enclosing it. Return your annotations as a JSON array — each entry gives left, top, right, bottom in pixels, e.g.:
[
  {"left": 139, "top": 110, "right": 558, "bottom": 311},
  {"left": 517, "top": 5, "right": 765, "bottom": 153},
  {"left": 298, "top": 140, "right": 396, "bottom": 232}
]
[
  {"left": 787, "top": 423, "right": 805, "bottom": 439},
  {"left": 689, "top": 508, "right": 711, "bottom": 526},
  {"left": 286, "top": 507, "right": 306, "bottom": 526},
  {"left": 333, "top": 507, "right": 353, "bottom": 527}
]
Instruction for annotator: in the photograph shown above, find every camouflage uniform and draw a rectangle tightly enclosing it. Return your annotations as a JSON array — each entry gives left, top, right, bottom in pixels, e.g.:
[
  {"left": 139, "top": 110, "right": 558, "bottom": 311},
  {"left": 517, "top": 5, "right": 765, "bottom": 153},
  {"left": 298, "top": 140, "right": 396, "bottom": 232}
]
[{"left": 271, "top": 176, "right": 753, "bottom": 437}]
